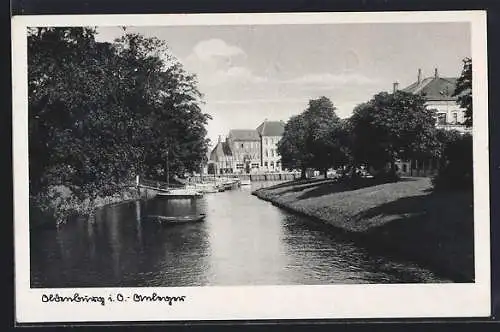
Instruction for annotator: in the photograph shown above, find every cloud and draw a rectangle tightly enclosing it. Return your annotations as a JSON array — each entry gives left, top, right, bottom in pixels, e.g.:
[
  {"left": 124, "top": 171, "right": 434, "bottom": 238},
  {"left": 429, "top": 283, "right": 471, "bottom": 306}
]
[
  {"left": 190, "top": 38, "right": 245, "bottom": 62},
  {"left": 208, "top": 66, "right": 268, "bottom": 86},
  {"left": 284, "top": 72, "right": 380, "bottom": 88},
  {"left": 183, "top": 39, "right": 266, "bottom": 87}
]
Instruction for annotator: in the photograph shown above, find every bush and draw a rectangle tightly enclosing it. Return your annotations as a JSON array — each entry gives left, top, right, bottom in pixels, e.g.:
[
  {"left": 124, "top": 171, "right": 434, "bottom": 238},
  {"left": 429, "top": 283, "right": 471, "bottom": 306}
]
[
  {"left": 432, "top": 133, "right": 472, "bottom": 191},
  {"left": 29, "top": 184, "right": 139, "bottom": 229}
]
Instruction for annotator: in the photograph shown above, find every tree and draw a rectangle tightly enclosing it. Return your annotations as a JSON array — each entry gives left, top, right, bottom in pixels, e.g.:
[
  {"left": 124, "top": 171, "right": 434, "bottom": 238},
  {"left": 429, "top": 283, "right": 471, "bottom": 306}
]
[
  {"left": 28, "top": 28, "right": 210, "bottom": 201},
  {"left": 303, "top": 97, "right": 348, "bottom": 178},
  {"left": 278, "top": 96, "right": 348, "bottom": 179},
  {"left": 277, "top": 113, "right": 311, "bottom": 179},
  {"left": 453, "top": 57, "right": 472, "bottom": 127},
  {"left": 350, "top": 91, "right": 439, "bottom": 180}
]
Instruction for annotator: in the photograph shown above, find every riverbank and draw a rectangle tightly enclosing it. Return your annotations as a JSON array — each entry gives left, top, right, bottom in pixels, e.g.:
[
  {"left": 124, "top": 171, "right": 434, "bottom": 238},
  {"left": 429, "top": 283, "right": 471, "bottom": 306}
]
[
  {"left": 29, "top": 185, "right": 156, "bottom": 230},
  {"left": 252, "top": 177, "right": 474, "bottom": 282}
]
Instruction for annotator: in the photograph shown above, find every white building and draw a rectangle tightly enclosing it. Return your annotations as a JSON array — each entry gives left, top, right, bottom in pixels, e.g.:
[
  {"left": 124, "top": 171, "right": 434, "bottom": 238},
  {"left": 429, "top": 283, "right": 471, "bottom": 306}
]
[
  {"left": 256, "top": 120, "right": 285, "bottom": 172},
  {"left": 401, "top": 68, "right": 470, "bottom": 133}
]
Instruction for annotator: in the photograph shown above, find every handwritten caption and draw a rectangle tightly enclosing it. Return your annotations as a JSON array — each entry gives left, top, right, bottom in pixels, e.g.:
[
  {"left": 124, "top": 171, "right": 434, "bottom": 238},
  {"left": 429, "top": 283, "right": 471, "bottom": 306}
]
[{"left": 41, "top": 292, "right": 186, "bottom": 306}]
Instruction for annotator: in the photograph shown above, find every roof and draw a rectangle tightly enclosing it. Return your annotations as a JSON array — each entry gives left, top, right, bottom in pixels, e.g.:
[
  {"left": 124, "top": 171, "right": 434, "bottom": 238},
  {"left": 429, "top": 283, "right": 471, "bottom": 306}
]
[
  {"left": 227, "top": 129, "right": 260, "bottom": 141},
  {"left": 402, "top": 76, "right": 458, "bottom": 101},
  {"left": 210, "top": 141, "right": 232, "bottom": 160},
  {"left": 256, "top": 120, "right": 285, "bottom": 137}
]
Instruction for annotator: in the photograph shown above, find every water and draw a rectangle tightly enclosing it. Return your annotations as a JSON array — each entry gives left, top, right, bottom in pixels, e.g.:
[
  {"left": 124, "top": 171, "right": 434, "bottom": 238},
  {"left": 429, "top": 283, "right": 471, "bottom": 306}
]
[{"left": 30, "top": 182, "right": 448, "bottom": 287}]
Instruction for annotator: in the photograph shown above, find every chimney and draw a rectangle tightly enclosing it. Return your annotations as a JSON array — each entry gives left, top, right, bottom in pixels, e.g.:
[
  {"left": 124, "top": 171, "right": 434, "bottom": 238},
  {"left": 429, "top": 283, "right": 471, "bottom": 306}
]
[
  {"left": 434, "top": 68, "right": 439, "bottom": 78},
  {"left": 392, "top": 82, "right": 399, "bottom": 93},
  {"left": 417, "top": 68, "right": 422, "bottom": 84}
]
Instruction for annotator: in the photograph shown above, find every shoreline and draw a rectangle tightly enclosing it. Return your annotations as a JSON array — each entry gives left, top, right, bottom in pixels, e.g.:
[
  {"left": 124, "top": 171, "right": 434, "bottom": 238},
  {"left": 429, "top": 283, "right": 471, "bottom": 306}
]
[
  {"left": 252, "top": 177, "right": 474, "bottom": 283},
  {"left": 30, "top": 185, "right": 158, "bottom": 230}
]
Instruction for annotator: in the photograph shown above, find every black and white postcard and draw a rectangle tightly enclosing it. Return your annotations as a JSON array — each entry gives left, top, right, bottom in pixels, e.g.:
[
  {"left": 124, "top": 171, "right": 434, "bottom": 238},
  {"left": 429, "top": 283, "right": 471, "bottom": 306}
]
[{"left": 12, "top": 11, "right": 490, "bottom": 323}]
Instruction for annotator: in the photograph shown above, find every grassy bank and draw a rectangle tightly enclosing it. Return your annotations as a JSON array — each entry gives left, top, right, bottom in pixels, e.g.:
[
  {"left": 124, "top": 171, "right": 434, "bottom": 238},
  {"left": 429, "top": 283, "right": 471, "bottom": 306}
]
[
  {"left": 29, "top": 185, "right": 154, "bottom": 230},
  {"left": 252, "top": 177, "right": 474, "bottom": 282}
]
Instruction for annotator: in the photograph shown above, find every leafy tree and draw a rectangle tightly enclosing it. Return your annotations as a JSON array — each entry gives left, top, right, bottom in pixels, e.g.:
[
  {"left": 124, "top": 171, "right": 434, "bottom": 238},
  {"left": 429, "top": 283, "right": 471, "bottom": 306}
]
[
  {"left": 28, "top": 27, "right": 210, "bottom": 220},
  {"left": 277, "top": 113, "right": 311, "bottom": 179},
  {"left": 453, "top": 57, "right": 472, "bottom": 127},
  {"left": 303, "top": 97, "right": 348, "bottom": 178},
  {"left": 278, "top": 96, "right": 348, "bottom": 179},
  {"left": 350, "top": 91, "right": 439, "bottom": 180}
]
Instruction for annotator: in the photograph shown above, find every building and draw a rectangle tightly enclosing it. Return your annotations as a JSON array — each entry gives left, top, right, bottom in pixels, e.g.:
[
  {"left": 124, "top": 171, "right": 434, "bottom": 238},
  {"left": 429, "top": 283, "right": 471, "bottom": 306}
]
[
  {"left": 401, "top": 68, "right": 469, "bottom": 133},
  {"left": 209, "top": 136, "right": 234, "bottom": 174},
  {"left": 395, "top": 68, "right": 470, "bottom": 176},
  {"left": 226, "top": 129, "right": 261, "bottom": 173},
  {"left": 256, "top": 120, "right": 285, "bottom": 172},
  {"left": 208, "top": 120, "right": 286, "bottom": 174}
]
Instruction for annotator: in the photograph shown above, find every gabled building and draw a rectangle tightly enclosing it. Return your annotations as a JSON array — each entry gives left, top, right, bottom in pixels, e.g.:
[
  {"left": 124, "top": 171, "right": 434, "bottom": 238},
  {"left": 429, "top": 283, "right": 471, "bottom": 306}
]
[
  {"left": 209, "top": 136, "right": 234, "bottom": 174},
  {"left": 256, "top": 120, "right": 285, "bottom": 171},
  {"left": 401, "top": 68, "right": 469, "bottom": 133},
  {"left": 226, "top": 129, "right": 261, "bottom": 173}
]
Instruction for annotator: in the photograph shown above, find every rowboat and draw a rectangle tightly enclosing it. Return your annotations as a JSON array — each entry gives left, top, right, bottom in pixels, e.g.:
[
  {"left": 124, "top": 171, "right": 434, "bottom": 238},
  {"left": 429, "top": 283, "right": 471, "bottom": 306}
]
[
  {"left": 157, "top": 188, "right": 203, "bottom": 198},
  {"left": 191, "top": 183, "right": 218, "bottom": 193},
  {"left": 146, "top": 214, "right": 206, "bottom": 224}
]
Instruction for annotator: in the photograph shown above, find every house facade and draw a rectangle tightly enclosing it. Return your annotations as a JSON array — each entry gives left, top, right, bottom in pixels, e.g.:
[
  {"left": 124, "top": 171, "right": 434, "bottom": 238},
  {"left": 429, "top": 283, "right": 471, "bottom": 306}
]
[
  {"left": 226, "top": 129, "right": 261, "bottom": 173},
  {"left": 401, "top": 68, "right": 470, "bottom": 133},
  {"left": 256, "top": 120, "right": 285, "bottom": 172},
  {"left": 208, "top": 136, "right": 234, "bottom": 174},
  {"left": 208, "top": 120, "right": 286, "bottom": 174}
]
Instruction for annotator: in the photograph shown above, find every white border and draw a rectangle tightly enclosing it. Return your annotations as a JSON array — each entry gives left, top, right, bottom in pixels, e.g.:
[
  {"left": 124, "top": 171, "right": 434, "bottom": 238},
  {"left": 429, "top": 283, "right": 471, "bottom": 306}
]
[{"left": 12, "top": 11, "right": 490, "bottom": 323}]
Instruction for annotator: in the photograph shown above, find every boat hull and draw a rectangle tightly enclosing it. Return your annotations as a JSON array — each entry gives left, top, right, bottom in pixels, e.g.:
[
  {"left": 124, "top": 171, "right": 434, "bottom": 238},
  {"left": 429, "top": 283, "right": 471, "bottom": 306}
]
[
  {"left": 157, "top": 193, "right": 203, "bottom": 199},
  {"left": 146, "top": 214, "right": 206, "bottom": 224}
]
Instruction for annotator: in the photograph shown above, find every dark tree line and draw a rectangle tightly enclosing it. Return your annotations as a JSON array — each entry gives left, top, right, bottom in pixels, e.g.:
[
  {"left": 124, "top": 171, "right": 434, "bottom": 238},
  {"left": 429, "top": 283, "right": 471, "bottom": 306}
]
[{"left": 28, "top": 27, "right": 211, "bottom": 200}]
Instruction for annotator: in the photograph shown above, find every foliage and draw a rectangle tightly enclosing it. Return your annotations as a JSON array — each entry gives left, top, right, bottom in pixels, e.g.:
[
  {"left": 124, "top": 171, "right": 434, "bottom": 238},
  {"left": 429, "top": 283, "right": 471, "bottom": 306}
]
[
  {"left": 453, "top": 57, "right": 472, "bottom": 127},
  {"left": 278, "top": 97, "right": 348, "bottom": 178},
  {"left": 432, "top": 131, "right": 472, "bottom": 191},
  {"left": 277, "top": 113, "right": 311, "bottom": 177},
  {"left": 304, "top": 97, "right": 349, "bottom": 177},
  {"left": 28, "top": 27, "right": 210, "bottom": 224},
  {"left": 349, "top": 91, "right": 439, "bottom": 179}
]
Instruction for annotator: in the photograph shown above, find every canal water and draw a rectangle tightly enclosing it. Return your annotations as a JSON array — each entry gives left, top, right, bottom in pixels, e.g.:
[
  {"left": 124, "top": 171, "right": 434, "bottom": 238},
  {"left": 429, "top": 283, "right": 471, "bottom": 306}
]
[{"left": 30, "top": 182, "right": 448, "bottom": 287}]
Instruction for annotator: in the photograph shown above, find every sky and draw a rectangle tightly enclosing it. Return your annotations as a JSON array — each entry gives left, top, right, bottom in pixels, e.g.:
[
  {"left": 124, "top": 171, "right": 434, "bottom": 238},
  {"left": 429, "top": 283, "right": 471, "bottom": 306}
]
[{"left": 95, "top": 23, "right": 471, "bottom": 149}]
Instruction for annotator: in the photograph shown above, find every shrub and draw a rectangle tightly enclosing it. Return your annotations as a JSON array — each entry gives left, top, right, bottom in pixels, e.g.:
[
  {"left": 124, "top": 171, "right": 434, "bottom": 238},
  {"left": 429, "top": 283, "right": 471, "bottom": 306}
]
[{"left": 432, "top": 133, "right": 472, "bottom": 191}]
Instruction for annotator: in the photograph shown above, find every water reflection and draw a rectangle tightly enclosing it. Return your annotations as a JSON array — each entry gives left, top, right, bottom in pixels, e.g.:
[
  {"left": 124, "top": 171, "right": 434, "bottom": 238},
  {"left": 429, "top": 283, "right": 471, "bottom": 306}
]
[{"left": 30, "top": 182, "right": 447, "bottom": 288}]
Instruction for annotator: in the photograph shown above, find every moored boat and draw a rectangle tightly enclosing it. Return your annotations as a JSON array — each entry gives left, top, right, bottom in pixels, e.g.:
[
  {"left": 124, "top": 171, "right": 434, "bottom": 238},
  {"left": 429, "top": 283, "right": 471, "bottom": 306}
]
[
  {"left": 146, "top": 214, "right": 206, "bottom": 224},
  {"left": 240, "top": 179, "right": 251, "bottom": 186},
  {"left": 157, "top": 188, "right": 203, "bottom": 198},
  {"left": 193, "top": 183, "right": 218, "bottom": 193}
]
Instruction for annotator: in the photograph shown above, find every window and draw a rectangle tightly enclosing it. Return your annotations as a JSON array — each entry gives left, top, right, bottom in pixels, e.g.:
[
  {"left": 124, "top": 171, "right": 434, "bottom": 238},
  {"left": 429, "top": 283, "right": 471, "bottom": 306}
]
[
  {"left": 265, "top": 150, "right": 268, "bottom": 157},
  {"left": 452, "top": 112, "right": 458, "bottom": 124},
  {"left": 264, "top": 138, "right": 268, "bottom": 145},
  {"left": 270, "top": 161, "right": 274, "bottom": 167},
  {"left": 241, "top": 143, "right": 244, "bottom": 148},
  {"left": 437, "top": 113, "right": 447, "bottom": 125}
]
